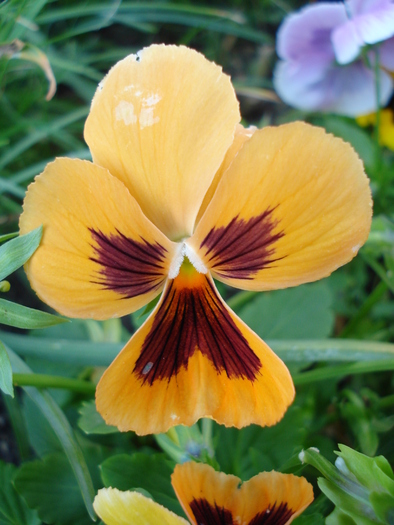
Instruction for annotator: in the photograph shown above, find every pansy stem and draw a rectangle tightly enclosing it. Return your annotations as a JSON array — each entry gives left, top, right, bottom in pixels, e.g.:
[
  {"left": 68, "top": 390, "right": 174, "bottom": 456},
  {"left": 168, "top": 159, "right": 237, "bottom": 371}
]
[
  {"left": 374, "top": 47, "right": 383, "bottom": 174},
  {"left": 201, "top": 418, "right": 214, "bottom": 455},
  {"left": 293, "top": 360, "right": 394, "bottom": 385},
  {"left": 2, "top": 331, "right": 394, "bottom": 365},
  {"left": 13, "top": 373, "right": 95, "bottom": 394}
]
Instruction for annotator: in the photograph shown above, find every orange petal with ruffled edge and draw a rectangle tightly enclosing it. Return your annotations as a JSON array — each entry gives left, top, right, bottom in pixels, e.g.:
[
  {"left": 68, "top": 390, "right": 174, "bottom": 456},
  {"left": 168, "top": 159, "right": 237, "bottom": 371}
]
[
  {"left": 19, "top": 158, "right": 176, "bottom": 319},
  {"left": 93, "top": 488, "right": 188, "bottom": 525},
  {"left": 171, "top": 462, "right": 314, "bottom": 525},
  {"left": 96, "top": 265, "right": 294, "bottom": 435},
  {"left": 187, "top": 121, "right": 372, "bottom": 291},
  {"left": 85, "top": 44, "right": 240, "bottom": 241}
]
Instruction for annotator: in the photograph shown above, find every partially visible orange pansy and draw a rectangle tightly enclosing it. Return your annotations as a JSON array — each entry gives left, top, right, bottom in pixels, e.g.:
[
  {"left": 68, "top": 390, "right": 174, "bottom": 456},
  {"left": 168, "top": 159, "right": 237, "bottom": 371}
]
[
  {"left": 93, "top": 461, "right": 314, "bottom": 525},
  {"left": 20, "top": 44, "right": 372, "bottom": 435}
]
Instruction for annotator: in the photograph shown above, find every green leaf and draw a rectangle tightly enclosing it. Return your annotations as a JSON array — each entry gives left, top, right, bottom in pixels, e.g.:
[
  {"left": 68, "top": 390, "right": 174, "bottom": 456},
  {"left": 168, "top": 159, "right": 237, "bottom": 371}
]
[
  {"left": 14, "top": 453, "right": 93, "bottom": 525},
  {"left": 0, "top": 226, "right": 42, "bottom": 282},
  {"left": 0, "top": 232, "right": 18, "bottom": 244},
  {"left": 0, "top": 339, "right": 13, "bottom": 397},
  {"left": 6, "top": 347, "right": 96, "bottom": 521},
  {"left": 238, "top": 281, "right": 334, "bottom": 339},
  {"left": 101, "top": 453, "right": 183, "bottom": 517},
  {"left": 215, "top": 403, "right": 311, "bottom": 478},
  {"left": 318, "top": 116, "right": 375, "bottom": 170},
  {"left": 0, "top": 461, "right": 40, "bottom": 525},
  {"left": 78, "top": 400, "right": 117, "bottom": 435},
  {"left": 369, "top": 491, "right": 394, "bottom": 523},
  {"left": 0, "top": 299, "right": 68, "bottom": 329}
]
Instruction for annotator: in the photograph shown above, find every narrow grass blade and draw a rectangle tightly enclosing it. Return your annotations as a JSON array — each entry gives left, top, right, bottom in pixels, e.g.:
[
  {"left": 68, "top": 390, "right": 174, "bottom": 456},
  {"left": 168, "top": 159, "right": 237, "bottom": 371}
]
[{"left": 6, "top": 347, "right": 96, "bottom": 520}]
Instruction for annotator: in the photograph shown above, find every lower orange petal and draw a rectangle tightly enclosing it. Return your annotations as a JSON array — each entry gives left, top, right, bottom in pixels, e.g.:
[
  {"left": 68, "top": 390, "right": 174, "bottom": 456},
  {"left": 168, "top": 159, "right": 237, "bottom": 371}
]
[
  {"left": 96, "top": 265, "right": 294, "bottom": 435},
  {"left": 171, "top": 462, "right": 314, "bottom": 525}
]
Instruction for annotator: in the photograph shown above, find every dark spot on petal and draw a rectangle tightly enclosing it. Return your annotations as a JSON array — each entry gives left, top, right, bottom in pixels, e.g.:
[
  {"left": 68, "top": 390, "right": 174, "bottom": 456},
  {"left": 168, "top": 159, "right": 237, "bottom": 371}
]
[
  {"left": 189, "top": 498, "right": 294, "bottom": 525},
  {"left": 200, "top": 210, "right": 284, "bottom": 280},
  {"left": 133, "top": 273, "right": 261, "bottom": 384},
  {"left": 249, "top": 502, "right": 293, "bottom": 525},
  {"left": 190, "top": 498, "right": 234, "bottom": 525},
  {"left": 89, "top": 228, "right": 167, "bottom": 298}
]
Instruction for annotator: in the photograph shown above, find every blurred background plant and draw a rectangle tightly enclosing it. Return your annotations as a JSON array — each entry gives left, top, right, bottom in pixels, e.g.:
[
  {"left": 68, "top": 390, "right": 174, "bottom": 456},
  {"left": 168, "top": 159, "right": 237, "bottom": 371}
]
[{"left": 0, "top": 1, "right": 394, "bottom": 524}]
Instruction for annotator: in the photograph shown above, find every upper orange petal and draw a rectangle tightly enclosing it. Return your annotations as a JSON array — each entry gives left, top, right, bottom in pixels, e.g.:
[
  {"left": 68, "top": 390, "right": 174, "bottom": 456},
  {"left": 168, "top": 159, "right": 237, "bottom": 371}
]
[
  {"left": 188, "top": 121, "right": 372, "bottom": 291},
  {"left": 19, "top": 158, "right": 176, "bottom": 319},
  {"left": 84, "top": 44, "right": 240, "bottom": 241},
  {"left": 171, "top": 462, "right": 314, "bottom": 525},
  {"left": 95, "top": 265, "right": 294, "bottom": 435}
]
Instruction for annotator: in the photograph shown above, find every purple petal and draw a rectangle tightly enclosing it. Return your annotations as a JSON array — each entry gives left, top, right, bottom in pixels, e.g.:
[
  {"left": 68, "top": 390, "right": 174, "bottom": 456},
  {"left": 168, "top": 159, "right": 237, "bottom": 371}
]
[
  {"left": 333, "top": 1, "right": 394, "bottom": 64},
  {"left": 326, "top": 62, "right": 393, "bottom": 115},
  {"left": 274, "top": 58, "right": 393, "bottom": 116},
  {"left": 348, "top": 0, "right": 394, "bottom": 16},
  {"left": 276, "top": 3, "right": 346, "bottom": 62},
  {"left": 380, "top": 36, "right": 394, "bottom": 70}
]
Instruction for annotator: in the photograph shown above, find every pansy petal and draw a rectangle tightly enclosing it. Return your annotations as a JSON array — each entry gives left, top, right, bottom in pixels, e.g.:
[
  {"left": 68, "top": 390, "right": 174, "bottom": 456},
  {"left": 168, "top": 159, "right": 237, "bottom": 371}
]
[
  {"left": 274, "top": 58, "right": 393, "bottom": 116},
  {"left": 276, "top": 3, "right": 346, "bottom": 62},
  {"left": 96, "top": 267, "right": 294, "bottom": 435},
  {"left": 196, "top": 124, "right": 255, "bottom": 225},
  {"left": 171, "top": 462, "right": 240, "bottom": 525},
  {"left": 19, "top": 158, "right": 175, "bottom": 319},
  {"left": 188, "top": 122, "right": 372, "bottom": 292},
  {"left": 171, "top": 462, "right": 314, "bottom": 525},
  {"left": 93, "top": 488, "right": 188, "bottom": 525},
  {"left": 84, "top": 44, "right": 240, "bottom": 241},
  {"left": 380, "top": 36, "right": 394, "bottom": 71}
]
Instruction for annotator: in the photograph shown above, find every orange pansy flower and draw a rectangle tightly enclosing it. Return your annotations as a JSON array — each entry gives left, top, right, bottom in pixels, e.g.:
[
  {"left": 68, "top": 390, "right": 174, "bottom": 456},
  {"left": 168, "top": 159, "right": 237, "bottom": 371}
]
[
  {"left": 93, "top": 461, "right": 314, "bottom": 525},
  {"left": 20, "top": 45, "right": 372, "bottom": 435}
]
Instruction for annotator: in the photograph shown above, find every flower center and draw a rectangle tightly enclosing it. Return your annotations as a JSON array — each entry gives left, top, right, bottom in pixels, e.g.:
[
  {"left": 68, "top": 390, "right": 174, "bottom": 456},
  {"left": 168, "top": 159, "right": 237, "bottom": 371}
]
[{"left": 168, "top": 241, "right": 207, "bottom": 279}]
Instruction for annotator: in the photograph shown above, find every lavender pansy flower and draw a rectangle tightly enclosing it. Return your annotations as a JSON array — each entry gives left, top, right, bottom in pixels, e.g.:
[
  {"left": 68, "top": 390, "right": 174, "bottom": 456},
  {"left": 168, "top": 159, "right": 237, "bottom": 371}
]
[{"left": 274, "top": 0, "right": 394, "bottom": 116}]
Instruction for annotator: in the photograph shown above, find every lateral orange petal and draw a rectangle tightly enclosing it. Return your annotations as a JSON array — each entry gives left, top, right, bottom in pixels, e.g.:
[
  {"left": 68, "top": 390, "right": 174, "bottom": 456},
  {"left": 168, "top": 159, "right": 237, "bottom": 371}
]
[
  {"left": 95, "top": 267, "right": 294, "bottom": 435},
  {"left": 171, "top": 462, "right": 314, "bottom": 525},
  {"left": 195, "top": 123, "right": 255, "bottom": 225},
  {"left": 84, "top": 44, "right": 240, "bottom": 241},
  {"left": 19, "top": 158, "right": 176, "bottom": 319},
  {"left": 188, "top": 122, "right": 372, "bottom": 291}
]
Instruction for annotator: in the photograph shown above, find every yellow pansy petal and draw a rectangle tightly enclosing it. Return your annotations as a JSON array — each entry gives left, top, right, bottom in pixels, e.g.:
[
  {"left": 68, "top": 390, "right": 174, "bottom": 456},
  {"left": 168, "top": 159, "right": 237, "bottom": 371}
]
[
  {"left": 93, "top": 488, "right": 188, "bottom": 525},
  {"left": 19, "top": 158, "right": 175, "bottom": 319},
  {"left": 171, "top": 462, "right": 313, "bottom": 525},
  {"left": 196, "top": 124, "right": 255, "bottom": 225},
  {"left": 84, "top": 44, "right": 240, "bottom": 241},
  {"left": 188, "top": 122, "right": 372, "bottom": 291},
  {"left": 96, "top": 266, "right": 294, "bottom": 435}
]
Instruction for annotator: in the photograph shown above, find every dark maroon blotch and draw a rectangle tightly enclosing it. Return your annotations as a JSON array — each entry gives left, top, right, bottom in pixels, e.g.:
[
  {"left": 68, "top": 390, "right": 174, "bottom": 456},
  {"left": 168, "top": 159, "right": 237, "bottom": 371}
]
[
  {"left": 89, "top": 228, "right": 167, "bottom": 298},
  {"left": 133, "top": 275, "right": 261, "bottom": 385},
  {"left": 200, "top": 210, "right": 284, "bottom": 280},
  {"left": 249, "top": 502, "right": 293, "bottom": 525},
  {"left": 189, "top": 498, "right": 293, "bottom": 525},
  {"left": 190, "top": 498, "right": 234, "bottom": 525}
]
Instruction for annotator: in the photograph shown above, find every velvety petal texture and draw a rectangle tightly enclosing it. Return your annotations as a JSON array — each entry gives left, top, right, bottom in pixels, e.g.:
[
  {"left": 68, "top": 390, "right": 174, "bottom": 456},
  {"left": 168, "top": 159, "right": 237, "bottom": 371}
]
[
  {"left": 19, "top": 158, "right": 176, "bottom": 319},
  {"left": 188, "top": 122, "right": 372, "bottom": 291},
  {"left": 85, "top": 44, "right": 240, "bottom": 241},
  {"left": 96, "top": 266, "right": 294, "bottom": 435},
  {"left": 93, "top": 488, "right": 188, "bottom": 525},
  {"left": 171, "top": 462, "right": 314, "bottom": 525}
]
